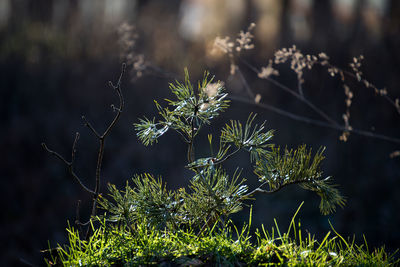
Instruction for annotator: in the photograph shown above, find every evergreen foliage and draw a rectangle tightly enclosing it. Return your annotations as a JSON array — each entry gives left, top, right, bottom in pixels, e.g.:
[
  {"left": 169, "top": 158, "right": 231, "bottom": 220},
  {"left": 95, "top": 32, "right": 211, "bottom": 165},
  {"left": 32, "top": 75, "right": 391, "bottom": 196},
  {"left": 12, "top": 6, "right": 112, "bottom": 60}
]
[
  {"left": 45, "top": 69, "right": 399, "bottom": 266},
  {"left": 131, "top": 68, "right": 344, "bottom": 231}
]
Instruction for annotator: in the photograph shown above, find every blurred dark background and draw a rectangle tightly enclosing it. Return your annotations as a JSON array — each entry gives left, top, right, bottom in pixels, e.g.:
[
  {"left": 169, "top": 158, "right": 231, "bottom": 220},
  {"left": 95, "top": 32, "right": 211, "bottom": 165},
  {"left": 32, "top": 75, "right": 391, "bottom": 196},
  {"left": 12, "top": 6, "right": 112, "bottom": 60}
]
[{"left": 1, "top": 0, "right": 399, "bottom": 265}]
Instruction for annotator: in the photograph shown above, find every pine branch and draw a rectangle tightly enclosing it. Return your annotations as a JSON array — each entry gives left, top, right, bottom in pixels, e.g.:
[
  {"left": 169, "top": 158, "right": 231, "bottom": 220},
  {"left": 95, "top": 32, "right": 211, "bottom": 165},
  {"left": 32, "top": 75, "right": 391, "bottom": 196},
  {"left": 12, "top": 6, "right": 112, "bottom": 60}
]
[
  {"left": 221, "top": 113, "right": 274, "bottom": 161},
  {"left": 251, "top": 145, "right": 345, "bottom": 214},
  {"left": 135, "top": 68, "right": 229, "bottom": 150}
]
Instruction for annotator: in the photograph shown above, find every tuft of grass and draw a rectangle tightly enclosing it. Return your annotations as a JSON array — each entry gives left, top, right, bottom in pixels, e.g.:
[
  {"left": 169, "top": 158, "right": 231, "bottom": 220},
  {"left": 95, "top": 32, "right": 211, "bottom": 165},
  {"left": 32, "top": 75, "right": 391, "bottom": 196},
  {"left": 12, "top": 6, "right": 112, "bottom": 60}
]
[{"left": 45, "top": 205, "right": 398, "bottom": 266}]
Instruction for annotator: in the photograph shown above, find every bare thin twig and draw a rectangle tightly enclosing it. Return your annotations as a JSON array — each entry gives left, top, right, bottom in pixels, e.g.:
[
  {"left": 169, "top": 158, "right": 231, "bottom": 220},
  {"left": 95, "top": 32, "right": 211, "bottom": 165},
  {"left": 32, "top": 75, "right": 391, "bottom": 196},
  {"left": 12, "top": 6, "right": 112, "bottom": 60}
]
[
  {"left": 75, "top": 200, "right": 84, "bottom": 234},
  {"left": 81, "top": 116, "right": 101, "bottom": 138},
  {"left": 43, "top": 63, "right": 127, "bottom": 240},
  {"left": 71, "top": 132, "right": 80, "bottom": 162},
  {"left": 85, "top": 63, "right": 126, "bottom": 239},
  {"left": 104, "top": 67, "right": 126, "bottom": 139},
  {"left": 41, "top": 139, "right": 95, "bottom": 195}
]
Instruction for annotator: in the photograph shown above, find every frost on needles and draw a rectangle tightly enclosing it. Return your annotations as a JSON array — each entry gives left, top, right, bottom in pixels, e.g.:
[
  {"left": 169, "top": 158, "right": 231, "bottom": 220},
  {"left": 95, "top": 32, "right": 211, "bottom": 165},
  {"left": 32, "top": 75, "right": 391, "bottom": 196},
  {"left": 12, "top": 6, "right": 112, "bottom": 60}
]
[{"left": 101, "top": 69, "right": 345, "bottom": 232}]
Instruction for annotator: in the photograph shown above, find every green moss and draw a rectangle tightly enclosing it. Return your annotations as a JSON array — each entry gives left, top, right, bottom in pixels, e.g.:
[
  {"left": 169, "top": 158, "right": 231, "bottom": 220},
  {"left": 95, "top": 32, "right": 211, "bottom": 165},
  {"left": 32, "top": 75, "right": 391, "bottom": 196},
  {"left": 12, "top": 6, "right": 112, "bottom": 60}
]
[{"left": 46, "top": 208, "right": 398, "bottom": 266}]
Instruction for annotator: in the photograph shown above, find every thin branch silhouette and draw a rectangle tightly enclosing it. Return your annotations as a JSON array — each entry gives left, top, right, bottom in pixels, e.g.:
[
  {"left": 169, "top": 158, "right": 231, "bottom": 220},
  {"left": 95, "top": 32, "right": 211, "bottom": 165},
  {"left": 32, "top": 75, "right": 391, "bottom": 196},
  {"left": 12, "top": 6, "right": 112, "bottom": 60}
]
[
  {"left": 41, "top": 133, "right": 95, "bottom": 195},
  {"left": 43, "top": 63, "right": 126, "bottom": 239}
]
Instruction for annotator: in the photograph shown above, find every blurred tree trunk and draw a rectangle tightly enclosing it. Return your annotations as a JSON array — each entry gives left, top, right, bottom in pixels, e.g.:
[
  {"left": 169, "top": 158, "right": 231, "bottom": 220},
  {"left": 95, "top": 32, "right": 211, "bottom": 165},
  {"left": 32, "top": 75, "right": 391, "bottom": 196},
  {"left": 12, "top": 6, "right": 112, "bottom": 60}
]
[
  {"left": 9, "top": 0, "right": 28, "bottom": 26},
  {"left": 279, "top": 0, "right": 291, "bottom": 46},
  {"left": 386, "top": 0, "right": 400, "bottom": 65},
  {"left": 311, "top": 0, "right": 334, "bottom": 48},
  {"left": 28, "top": 0, "right": 53, "bottom": 23},
  {"left": 388, "top": 0, "right": 400, "bottom": 35},
  {"left": 244, "top": 0, "right": 253, "bottom": 25},
  {"left": 349, "top": 0, "right": 366, "bottom": 46},
  {"left": 67, "top": 0, "right": 79, "bottom": 26}
]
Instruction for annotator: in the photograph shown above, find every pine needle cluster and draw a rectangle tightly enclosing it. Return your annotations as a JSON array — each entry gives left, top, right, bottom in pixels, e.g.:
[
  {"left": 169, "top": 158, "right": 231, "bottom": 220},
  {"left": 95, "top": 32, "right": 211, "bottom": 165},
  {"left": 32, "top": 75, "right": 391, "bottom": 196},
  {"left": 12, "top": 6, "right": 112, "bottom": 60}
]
[{"left": 101, "top": 69, "right": 345, "bottom": 233}]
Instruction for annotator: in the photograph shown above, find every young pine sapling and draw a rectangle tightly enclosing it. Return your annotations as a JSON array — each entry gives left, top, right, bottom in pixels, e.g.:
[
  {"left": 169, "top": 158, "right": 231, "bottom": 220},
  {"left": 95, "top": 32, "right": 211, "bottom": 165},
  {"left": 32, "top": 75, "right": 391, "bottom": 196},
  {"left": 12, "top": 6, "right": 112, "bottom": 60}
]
[{"left": 99, "top": 69, "right": 345, "bottom": 234}]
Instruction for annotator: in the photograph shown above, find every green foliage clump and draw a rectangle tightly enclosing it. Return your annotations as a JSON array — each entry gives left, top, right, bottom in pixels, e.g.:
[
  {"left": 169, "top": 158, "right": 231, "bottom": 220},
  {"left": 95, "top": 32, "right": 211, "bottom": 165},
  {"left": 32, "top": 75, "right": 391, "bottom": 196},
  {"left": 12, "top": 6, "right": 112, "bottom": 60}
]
[
  {"left": 131, "top": 68, "right": 344, "bottom": 232},
  {"left": 45, "top": 69, "right": 398, "bottom": 266}
]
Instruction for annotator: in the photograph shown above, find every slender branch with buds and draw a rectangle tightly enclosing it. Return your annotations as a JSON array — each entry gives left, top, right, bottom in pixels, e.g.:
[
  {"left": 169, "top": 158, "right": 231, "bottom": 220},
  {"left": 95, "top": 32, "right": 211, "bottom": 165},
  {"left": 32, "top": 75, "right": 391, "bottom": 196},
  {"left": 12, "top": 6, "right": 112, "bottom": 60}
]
[{"left": 42, "top": 63, "right": 126, "bottom": 239}]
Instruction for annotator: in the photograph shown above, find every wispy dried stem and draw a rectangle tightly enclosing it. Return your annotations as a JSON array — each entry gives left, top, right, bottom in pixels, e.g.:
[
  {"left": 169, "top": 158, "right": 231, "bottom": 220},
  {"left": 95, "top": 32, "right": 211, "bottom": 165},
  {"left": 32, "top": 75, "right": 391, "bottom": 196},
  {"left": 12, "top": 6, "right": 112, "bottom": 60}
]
[
  {"left": 238, "top": 57, "right": 340, "bottom": 127},
  {"left": 229, "top": 95, "right": 400, "bottom": 145},
  {"left": 324, "top": 60, "right": 400, "bottom": 116}
]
